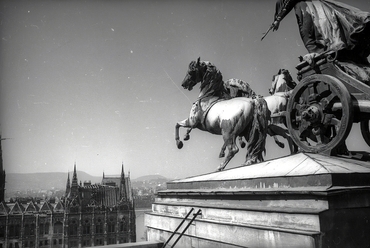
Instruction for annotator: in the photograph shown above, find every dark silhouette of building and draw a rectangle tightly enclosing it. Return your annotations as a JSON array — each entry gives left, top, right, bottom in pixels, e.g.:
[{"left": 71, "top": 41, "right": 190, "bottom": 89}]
[
  {"left": 0, "top": 136, "right": 6, "bottom": 202},
  {"left": 0, "top": 163, "right": 136, "bottom": 248}
]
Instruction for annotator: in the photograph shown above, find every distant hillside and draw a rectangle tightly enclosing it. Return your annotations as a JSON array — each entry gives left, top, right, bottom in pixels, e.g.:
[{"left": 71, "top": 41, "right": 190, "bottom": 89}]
[
  {"left": 132, "top": 174, "right": 169, "bottom": 182},
  {"left": 6, "top": 171, "right": 101, "bottom": 192},
  {"left": 5, "top": 172, "right": 171, "bottom": 194},
  {"left": 131, "top": 175, "right": 171, "bottom": 190}
]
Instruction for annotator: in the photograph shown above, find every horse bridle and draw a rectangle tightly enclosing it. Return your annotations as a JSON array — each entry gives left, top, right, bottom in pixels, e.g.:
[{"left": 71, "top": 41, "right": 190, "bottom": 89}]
[{"left": 184, "top": 61, "right": 202, "bottom": 89}]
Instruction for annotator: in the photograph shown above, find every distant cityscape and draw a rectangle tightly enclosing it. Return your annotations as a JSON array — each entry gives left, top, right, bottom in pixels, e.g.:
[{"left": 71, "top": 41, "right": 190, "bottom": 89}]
[
  {"left": 5, "top": 173, "right": 169, "bottom": 209},
  {"left": 0, "top": 136, "right": 170, "bottom": 248}
]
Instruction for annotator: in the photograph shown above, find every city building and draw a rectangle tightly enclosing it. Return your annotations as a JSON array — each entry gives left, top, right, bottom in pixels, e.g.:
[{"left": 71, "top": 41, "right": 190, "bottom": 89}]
[
  {"left": 0, "top": 162, "right": 136, "bottom": 248},
  {"left": 0, "top": 136, "right": 6, "bottom": 202}
]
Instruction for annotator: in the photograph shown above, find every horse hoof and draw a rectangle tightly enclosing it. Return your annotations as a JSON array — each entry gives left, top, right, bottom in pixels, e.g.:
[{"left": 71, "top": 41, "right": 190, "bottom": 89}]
[
  {"left": 184, "top": 135, "right": 190, "bottom": 141},
  {"left": 177, "top": 141, "right": 183, "bottom": 149},
  {"left": 243, "top": 160, "right": 253, "bottom": 166}
]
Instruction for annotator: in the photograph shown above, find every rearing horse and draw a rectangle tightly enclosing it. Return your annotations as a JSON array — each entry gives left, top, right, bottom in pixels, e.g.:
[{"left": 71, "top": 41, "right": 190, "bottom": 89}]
[
  {"left": 182, "top": 77, "right": 257, "bottom": 143},
  {"left": 181, "top": 64, "right": 299, "bottom": 154},
  {"left": 265, "top": 69, "right": 298, "bottom": 153},
  {"left": 175, "top": 58, "right": 268, "bottom": 171}
]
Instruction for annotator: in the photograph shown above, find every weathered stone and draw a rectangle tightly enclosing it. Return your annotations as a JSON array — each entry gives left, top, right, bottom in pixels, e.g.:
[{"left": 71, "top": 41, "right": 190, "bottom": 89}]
[{"left": 146, "top": 153, "right": 370, "bottom": 247}]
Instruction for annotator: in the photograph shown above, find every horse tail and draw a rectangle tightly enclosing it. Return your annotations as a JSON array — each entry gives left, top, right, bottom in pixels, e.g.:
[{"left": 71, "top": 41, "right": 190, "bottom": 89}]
[{"left": 245, "top": 97, "right": 268, "bottom": 164}]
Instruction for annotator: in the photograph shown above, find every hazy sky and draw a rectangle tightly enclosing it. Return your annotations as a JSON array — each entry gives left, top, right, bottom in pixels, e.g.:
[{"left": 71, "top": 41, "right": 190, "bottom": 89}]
[{"left": 1, "top": 0, "right": 369, "bottom": 179}]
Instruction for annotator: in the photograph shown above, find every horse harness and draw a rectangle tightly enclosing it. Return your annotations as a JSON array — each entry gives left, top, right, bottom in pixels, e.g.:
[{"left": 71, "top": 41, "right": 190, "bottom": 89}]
[{"left": 194, "top": 95, "right": 224, "bottom": 129}]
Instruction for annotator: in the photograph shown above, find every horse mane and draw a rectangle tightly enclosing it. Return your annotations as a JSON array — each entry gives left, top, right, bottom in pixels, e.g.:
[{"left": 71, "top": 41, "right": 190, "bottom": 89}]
[
  {"left": 191, "top": 58, "right": 257, "bottom": 99},
  {"left": 271, "top": 69, "right": 296, "bottom": 94},
  {"left": 198, "top": 61, "right": 225, "bottom": 97},
  {"left": 224, "top": 78, "right": 256, "bottom": 98},
  {"left": 272, "top": 69, "right": 282, "bottom": 82}
]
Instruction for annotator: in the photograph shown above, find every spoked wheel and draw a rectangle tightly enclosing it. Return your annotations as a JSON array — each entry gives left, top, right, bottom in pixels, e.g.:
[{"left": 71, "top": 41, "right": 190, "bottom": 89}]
[
  {"left": 360, "top": 120, "right": 370, "bottom": 147},
  {"left": 286, "top": 74, "right": 353, "bottom": 154}
]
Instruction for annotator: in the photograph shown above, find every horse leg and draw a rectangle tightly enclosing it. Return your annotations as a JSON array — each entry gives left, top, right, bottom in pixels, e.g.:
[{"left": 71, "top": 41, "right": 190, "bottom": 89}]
[
  {"left": 184, "top": 128, "right": 192, "bottom": 141},
  {"left": 273, "top": 136, "right": 285, "bottom": 148},
  {"left": 219, "top": 143, "right": 226, "bottom": 158},
  {"left": 286, "top": 134, "right": 299, "bottom": 154},
  {"left": 268, "top": 125, "right": 285, "bottom": 148},
  {"left": 217, "top": 137, "right": 239, "bottom": 171},
  {"left": 175, "top": 119, "right": 191, "bottom": 149},
  {"left": 269, "top": 124, "right": 299, "bottom": 154},
  {"left": 244, "top": 156, "right": 257, "bottom": 165},
  {"left": 244, "top": 134, "right": 261, "bottom": 165},
  {"left": 238, "top": 136, "right": 246, "bottom": 148}
]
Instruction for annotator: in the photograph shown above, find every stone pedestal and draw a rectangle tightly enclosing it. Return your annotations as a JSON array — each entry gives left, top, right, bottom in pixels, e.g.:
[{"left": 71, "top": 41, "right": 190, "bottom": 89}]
[{"left": 145, "top": 153, "right": 370, "bottom": 248}]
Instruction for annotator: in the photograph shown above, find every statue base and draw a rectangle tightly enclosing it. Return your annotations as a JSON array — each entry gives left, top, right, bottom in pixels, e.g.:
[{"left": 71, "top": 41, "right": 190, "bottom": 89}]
[{"left": 145, "top": 153, "right": 370, "bottom": 247}]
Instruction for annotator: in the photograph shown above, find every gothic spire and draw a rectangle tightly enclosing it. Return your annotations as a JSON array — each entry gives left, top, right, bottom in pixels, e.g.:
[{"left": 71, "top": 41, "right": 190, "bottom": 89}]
[
  {"left": 0, "top": 135, "right": 5, "bottom": 202},
  {"left": 121, "top": 162, "right": 125, "bottom": 179},
  {"left": 65, "top": 172, "right": 71, "bottom": 197},
  {"left": 120, "top": 162, "right": 127, "bottom": 201},
  {"left": 70, "top": 162, "right": 79, "bottom": 197},
  {"left": 73, "top": 162, "right": 77, "bottom": 180}
]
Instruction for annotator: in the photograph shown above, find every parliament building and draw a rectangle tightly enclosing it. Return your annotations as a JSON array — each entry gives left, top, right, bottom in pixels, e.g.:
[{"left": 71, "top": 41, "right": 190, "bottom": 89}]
[{"left": 0, "top": 137, "right": 136, "bottom": 248}]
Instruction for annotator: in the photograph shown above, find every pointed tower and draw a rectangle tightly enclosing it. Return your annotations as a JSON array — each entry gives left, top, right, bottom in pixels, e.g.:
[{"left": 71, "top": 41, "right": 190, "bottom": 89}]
[
  {"left": 65, "top": 172, "right": 71, "bottom": 197},
  {"left": 120, "top": 163, "right": 127, "bottom": 201},
  {"left": 70, "top": 163, "right": 79, "bottom": 198},
  {"left": 0, "top": 135, "right": 6, "bottom": 202}
]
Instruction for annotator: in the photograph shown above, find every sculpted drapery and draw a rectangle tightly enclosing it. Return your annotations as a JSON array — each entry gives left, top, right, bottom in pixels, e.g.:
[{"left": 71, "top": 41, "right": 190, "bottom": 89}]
[{"left": 275, "top": 0, "right": 370, "bottom": 64}]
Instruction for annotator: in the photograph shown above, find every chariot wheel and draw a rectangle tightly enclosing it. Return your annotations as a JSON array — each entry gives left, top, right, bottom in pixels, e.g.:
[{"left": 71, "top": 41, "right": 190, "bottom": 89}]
[
  {"left": 286, "top": 74, "right": 353, "bottom": 154},
  {"left": 360, "top": 120, "right": 370, "bottom": 147}
]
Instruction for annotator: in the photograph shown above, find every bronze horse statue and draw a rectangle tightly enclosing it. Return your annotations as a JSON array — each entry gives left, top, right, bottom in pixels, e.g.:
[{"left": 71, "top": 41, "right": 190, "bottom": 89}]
[
  {"left": 182, "top": 77, "right": 257, "bottom": 145},
  {"left": 265, "top": 69, "right": 298, "bottom": 154},
  {"left": 179, "top": 62, "right": 299, "bottom": 155},
  {"left": 175, "top": 58, "right": 268, "bottom": 171},
  {"left": 237, "top": 69, "right": 299, "bottom": 153}
]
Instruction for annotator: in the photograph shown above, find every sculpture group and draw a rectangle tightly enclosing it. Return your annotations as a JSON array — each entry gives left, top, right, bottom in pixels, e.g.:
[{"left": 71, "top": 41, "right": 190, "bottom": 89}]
[
  {"left": 175, "top": 0, "right": 370, "bottom": 171},
  {"left": 175, "top": 58, "right": 297, "bottom": 171}
]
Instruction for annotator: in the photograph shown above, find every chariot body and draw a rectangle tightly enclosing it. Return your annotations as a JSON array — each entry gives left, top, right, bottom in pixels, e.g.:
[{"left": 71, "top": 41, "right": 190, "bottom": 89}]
[{"left": 285, "top": 51, "right": 370, "bottom": 156}]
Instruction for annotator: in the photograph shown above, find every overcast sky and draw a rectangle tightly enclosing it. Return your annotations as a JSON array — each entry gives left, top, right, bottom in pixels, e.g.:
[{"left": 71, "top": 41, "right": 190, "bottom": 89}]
[{"left": 1, "top": 0, "right": 369, "bottom": 179}]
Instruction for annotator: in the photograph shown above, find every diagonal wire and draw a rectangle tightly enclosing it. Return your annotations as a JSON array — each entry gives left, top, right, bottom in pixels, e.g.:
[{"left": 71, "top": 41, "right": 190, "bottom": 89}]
[{"left": 163, "top": 68, "right": 192, "bottom": 104}]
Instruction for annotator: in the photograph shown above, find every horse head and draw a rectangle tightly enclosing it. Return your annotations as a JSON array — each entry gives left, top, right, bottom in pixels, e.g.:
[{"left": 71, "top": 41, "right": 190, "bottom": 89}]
[
  {"left": 269, "top": 69, "right": 297, "bottom": 95},
  {"left": 181, "top": 57, "right": 203, "bottom": 91},
  {"left": 181, "top": 58, "right": 224, "bottom": 98}
]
